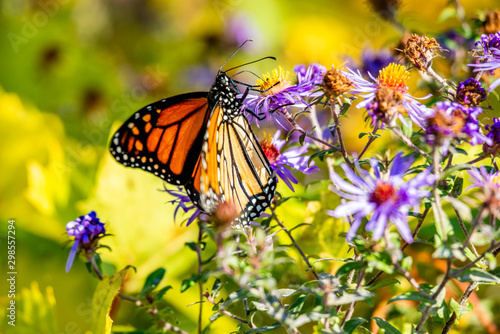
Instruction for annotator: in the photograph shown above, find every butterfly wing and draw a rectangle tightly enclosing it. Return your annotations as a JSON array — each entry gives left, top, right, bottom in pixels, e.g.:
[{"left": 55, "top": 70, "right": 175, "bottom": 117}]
[
  {"left": 109, "top": 92, "right": 210, "bottom": 187},
  {"left": 200, "top": 105, "right": 276, "bottom": 224}
]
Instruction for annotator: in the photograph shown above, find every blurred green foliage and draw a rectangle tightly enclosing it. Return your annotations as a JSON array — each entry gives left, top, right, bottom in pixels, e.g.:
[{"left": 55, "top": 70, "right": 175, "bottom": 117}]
[{"left": 1, "top": 0, "right": 500, "bottom": 333}]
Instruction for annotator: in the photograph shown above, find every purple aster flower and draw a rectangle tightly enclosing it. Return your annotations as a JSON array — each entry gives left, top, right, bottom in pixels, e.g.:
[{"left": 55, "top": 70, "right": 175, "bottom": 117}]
[
  {"left": 295, "top": 63, "right": 326, "bottom": 86},
  {"left": 484, "top": 117, "right": 500, "bottom": 155},
  {"left": 243, "top": 64, "right": 326, "bottom": 125},
  {"left": 359, "top": 48, "right": 395, "bottom": 78},
  {"left": 467, "top": 166, "right": 500, "bottom": 217},
  {"left": 455, "top": 78, "right": 487, "bottom": 107},
  {"left": 260, "top": 130, "right": 319, "bottom": 191},
  {"left": 342, "top": 63, "right": 433, "bottom": 128},
  {"left": 164, "top": 186, "right": 202, "bottom": 226},
  {"left": 424, "top": 101, "right": 492, "bottom": 154},
  {"left": 65, "top": 211, "right": 106, "bottom": 273},
  {"left": 327, "top": 153, "right": 434, "bottom": 243},
  {"left": 468, "top": 33, "right": 500, "bottom": 92}
]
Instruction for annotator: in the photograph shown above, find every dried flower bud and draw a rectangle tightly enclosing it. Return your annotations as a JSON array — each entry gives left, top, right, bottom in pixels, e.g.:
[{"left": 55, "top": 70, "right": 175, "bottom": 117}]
[
  {"left": 212, "top": 201, "right": 239, "bottom": 233},
  {"left": 322, "top": 66, "right": 354, "bottom": 102},
  {"left": 455, "top": 78, "right": 487, "bottom": 107},
  {"left": 404, "top": 34, "right": 441, "bottom": 72},
  {"left": 482, "top": 9, "right": 500, "bottom": 35}
]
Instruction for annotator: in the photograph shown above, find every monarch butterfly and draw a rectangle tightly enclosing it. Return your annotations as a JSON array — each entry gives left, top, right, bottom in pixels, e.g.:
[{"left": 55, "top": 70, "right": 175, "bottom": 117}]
[{"left": 109, "top": 49, "right": 277, "bottom": 225}]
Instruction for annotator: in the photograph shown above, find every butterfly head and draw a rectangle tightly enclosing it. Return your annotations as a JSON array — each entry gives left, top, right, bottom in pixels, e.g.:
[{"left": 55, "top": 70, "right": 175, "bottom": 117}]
[{"left": 209, "top": 71, "right": 242, "bottom": 116}]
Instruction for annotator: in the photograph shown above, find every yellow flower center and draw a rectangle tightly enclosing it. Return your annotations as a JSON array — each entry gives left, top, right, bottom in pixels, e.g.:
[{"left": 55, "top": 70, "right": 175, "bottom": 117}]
[
  {"left": 377, "top": 63, "right": 410, "bottom": 93},
  {"left": 256, "top": 66, "right": 291, "bottom": 97}
]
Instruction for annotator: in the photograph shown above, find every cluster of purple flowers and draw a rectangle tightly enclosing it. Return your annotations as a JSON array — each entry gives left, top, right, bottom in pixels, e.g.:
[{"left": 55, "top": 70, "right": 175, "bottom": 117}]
[
  {"left": 424, "top": 101, "right": 491, "bottom": 154},
  {"left": 243, "top": 63, "right": 326, "bottom": 125},
  {"left": 260, "top": 130, "right": 319, "bottom": 191},
  {"left": 66, "top": 211, "right": 106, "bottom": 272},
  {"left": 469, "top": 32, "right": 500, "bottom": 91}
]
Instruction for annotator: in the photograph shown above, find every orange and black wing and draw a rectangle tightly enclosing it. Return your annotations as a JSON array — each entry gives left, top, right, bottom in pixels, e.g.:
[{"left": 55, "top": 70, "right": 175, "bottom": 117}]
[
  {"left": 109, "top": 92, "right": 210, "bottom": 188},
  {"left": 199, "top": 105, "right": 276, "bottom": 224}
]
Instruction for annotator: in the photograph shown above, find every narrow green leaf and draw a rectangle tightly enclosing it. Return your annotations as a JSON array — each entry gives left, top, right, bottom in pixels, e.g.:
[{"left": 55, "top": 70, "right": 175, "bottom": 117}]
[
  {"left": 247, "top": 322, "right": 282, "bottom": 333},
  {"left": 344, "top": 318, "right": 368, "bottom": 334},
  {"left": 453, "top": 268, "right": 500, "bottom": 283},
  {"left": 299, "top": 133, "right": 306, "bottom": 146},
  {"left": 139, "top": 268, "right": 165, "bottom": 297},
  {"left": 372, "top": 317, "right": 402, "bottom": 334},
  {"left": 365, "top": 277, "right": 400, "bottom": 291},
  {"left": 336, "top": 260, "right": 366, "bottom": 277},
  {"left": 388, "top": 291, "right": 434, "bottom": 304}
]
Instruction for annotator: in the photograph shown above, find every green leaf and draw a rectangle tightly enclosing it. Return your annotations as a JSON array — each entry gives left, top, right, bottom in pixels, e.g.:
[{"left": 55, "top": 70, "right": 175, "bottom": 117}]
[
  {"left": 330, "top": 289, "right": 374, "bottom": 306},
  {"left": 139, "top": 268, "right": 165, "bottom": 297},
  {"left": 450, "top": 177, "right": 463, "bottom": 197},
  {"left": 336, "top": 260, "right": 366, "bottom": 277},
  {"left": 308, "top": 148, "right": 337, "bottom": 164},
  {"left": 209, "top": 312, "right": 222, "bottom": 322},
  {"left": 344, "top": 318, "right": 368, "bottom": 334},
  {"left": 247, "top": 322, "right": 282, "bottom": 333},
  {"left": 211, "top": 279, "right": 223, "bottom": 299},
  {"left": 220, "top": 289, "right": 251, "bottom": 309},
  {"left": 181, "top": 273, "right": 201, "bottom": 292},
  {"left": 450, "top": 298, "right": 473, "bottom": 319},
  {"left": 155, "top": 285, "right": 172, "bottom": 300},
  {"left": 299, "top": 133, "right": 306, "bottom": 146},
  {"left": 252, "top": 301, "right": 268, "bottom": 311},
  {"left": 452, "top": 268, "right": 500, "bottom": 284},
  {"left": 365, "top": 277, "right": 400, "bottom": 291},
  {"left": 372, "top": 317, "right": 402, "bottom": 334},
  {"left": 288, "top": 294, "right": 308, "bottom": 313},
  {"left": 388, "top": 291, "right": 434, "bottom": 305},
  {"left": 92, "top": 267, "right": 132, "bottom": 334}
]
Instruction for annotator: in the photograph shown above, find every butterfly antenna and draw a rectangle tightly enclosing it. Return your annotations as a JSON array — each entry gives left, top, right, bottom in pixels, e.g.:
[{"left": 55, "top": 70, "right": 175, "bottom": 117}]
[
  {"left": 230, "top": 69, "right": 262, "bottom": 80},
  {"left": 225, "top": 56, "right": 277, "bottom": 73},
  {"left": 231, "top": 79, "right": 258, "bottom": 88},
  {"left": 219, "top": 39, "right": 253, "bottom": 72}
]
